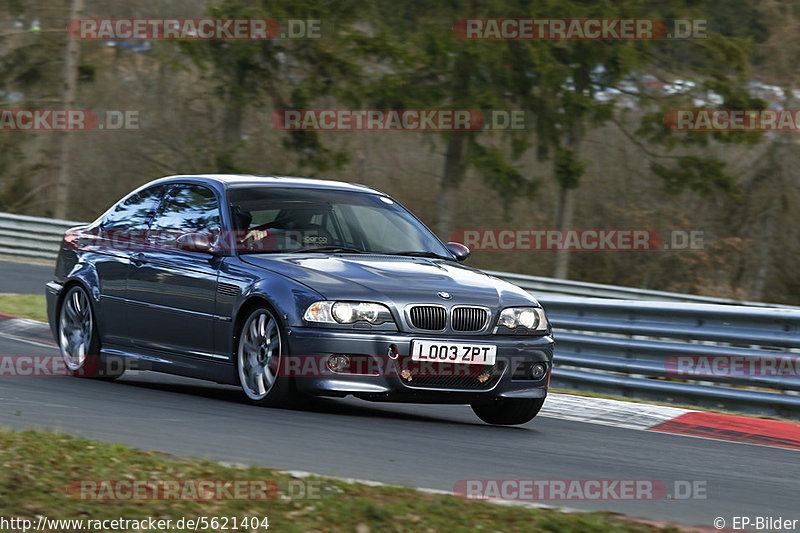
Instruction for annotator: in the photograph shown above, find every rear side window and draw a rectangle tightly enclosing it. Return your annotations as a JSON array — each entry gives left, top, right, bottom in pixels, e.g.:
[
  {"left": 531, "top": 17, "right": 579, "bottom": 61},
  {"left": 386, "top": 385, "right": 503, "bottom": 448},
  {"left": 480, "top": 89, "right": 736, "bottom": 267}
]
[
  {"left": 151, "top": 185, "right": 221, "bottom": 233},
  {"left": 101, "top": 185, "right": 167, "bottom": 230}
]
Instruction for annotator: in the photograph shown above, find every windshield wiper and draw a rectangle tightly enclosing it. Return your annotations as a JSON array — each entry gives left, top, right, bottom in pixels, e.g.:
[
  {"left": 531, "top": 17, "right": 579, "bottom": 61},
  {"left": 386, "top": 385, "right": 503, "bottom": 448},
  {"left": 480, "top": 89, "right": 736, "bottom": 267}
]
[
  {"left": 287, "top": 246, "right": 369, "bottom": 254},
  {"left": 387, "top": 250, "right": 454, "bottom": 261}
]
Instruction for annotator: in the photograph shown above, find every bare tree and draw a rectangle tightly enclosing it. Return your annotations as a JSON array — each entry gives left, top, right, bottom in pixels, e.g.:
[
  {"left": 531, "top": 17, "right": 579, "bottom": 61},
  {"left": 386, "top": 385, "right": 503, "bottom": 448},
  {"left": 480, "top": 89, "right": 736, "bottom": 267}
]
[{"left": 53, "top": 0, "right": 83, "bottom": 219}]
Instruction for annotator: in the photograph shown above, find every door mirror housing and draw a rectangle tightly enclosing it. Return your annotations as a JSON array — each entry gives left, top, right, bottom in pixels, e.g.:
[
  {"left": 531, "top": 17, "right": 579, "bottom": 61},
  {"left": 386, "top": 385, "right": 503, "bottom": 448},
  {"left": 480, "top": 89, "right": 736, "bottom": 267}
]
[
  {"left": 445, "top": 242, "right": 471, "bottom": 262},
  {"left": 176, "top": 232, "right": 213, "bottom": 253}
]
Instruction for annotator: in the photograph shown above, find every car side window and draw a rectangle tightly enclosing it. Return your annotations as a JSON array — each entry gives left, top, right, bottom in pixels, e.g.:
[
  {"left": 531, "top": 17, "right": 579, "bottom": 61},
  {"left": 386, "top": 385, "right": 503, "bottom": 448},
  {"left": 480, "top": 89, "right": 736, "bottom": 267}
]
[
  {"left": 151, "top": 185, "right": 221, "bottom": 234},
  {"left": 101, "top": 185, "right": 167, "bottom": 231}
]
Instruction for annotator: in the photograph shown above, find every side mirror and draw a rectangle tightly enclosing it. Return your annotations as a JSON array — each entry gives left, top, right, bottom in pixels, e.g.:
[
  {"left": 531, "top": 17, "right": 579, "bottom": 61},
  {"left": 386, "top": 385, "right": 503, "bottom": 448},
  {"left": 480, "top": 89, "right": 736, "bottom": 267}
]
[
  {"left": 176, "top": 232, "right": 213, "bottom": 253},
  {"left": 446, "top": 242, "right": 470, "bottom": 262}
]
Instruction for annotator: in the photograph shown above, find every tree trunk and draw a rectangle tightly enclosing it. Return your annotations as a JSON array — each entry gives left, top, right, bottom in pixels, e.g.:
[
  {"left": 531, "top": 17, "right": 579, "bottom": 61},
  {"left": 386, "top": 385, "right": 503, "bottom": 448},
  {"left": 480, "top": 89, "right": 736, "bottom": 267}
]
[
  {"left": 552, "top": 127, "right": 583, "bottom": 279},
  {"left": 748, "top": 141, "right": 783, "bottom": 299},
  {"left": 750, "top": 206, "right": 774, "bottom": 299},
  {"left": 222, "top": 95, "right": 244, "bottom": 148},
  {"left": 435, "top": 52, "right": 471, "bottom": 238},
  {"left": 53, "top": 0, "right": 84, "bottom": 220},
  {"left": 552, "top": 185, "right": 576, "bottom": 278},
  {"left": 435, "top": 134, "right": 465, "bottom": 238}
]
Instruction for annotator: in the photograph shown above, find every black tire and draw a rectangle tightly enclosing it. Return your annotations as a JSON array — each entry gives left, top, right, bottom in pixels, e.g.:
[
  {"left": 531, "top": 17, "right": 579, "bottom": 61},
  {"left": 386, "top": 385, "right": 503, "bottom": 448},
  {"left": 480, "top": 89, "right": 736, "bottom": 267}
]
[
  {"left": 234, "top": 305, "right": 296, "bottom": 407},
  {"left": 471, "top": 397, "right": 546, "bottom": 425},
  {"left": 57, "top": 285, "right": 125, "bottom": 379}
]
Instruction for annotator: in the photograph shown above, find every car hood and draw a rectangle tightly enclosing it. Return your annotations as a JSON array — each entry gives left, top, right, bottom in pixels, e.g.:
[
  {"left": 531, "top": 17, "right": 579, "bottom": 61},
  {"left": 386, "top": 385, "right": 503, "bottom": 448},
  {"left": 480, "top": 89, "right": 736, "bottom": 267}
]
[{"left": 241, "top": 254, "right": 539, "bottom": 308}]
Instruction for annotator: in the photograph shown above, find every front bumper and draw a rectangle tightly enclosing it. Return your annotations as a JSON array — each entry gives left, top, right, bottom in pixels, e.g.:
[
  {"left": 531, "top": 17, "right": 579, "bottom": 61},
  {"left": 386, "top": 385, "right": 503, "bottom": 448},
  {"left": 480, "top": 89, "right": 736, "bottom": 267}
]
[{"left": 287, "top": 326, "right": 554, "bottom": 403}]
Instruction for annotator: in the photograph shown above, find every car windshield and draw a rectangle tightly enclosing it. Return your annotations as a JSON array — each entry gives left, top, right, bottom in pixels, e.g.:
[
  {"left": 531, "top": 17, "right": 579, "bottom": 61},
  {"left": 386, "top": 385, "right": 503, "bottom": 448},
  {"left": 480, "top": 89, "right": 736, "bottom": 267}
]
[{"left": 227, "top": 186, "right": 452, "bottom": 257}]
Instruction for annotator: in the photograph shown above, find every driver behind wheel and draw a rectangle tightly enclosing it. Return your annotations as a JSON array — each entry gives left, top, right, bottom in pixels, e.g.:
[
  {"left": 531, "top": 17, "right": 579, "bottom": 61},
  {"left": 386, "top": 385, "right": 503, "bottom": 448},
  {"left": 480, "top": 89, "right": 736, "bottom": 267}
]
[{"left": 239, "top": 208, "right": 335, "bottom": 251}]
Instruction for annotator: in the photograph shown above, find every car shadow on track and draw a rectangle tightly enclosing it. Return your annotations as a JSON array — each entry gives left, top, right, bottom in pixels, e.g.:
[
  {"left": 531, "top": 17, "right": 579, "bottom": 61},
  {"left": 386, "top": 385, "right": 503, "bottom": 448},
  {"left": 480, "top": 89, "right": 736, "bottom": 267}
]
[{"left": 113, "top": 371, "right": 531, "bottom": 430}]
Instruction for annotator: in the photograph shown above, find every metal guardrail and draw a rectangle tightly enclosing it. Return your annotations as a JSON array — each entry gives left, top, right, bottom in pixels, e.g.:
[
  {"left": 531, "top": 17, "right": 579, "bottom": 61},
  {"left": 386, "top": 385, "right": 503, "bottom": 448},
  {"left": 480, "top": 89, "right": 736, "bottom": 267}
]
[
  {"left": 1, "top": 212, "right": 799, "bottom": 416},
  {"left": 486, "top": 270, "right": 795, "bottom": 308},
  {"left": 0, "top": 212, "right": 83, "bottom": 260},
  {"left": 541, "top": 295, "right": 800, "bottom": 418}
]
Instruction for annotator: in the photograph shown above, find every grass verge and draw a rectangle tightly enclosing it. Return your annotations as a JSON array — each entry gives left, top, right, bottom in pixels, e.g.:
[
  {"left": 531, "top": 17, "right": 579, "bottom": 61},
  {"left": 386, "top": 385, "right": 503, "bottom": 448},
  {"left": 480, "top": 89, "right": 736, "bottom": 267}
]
[
  {"left": 0, "top": 428, "right": 691, "bottom": 533},
  {"left": 0, "top": 293, "right": 46, "bottom": 322}
]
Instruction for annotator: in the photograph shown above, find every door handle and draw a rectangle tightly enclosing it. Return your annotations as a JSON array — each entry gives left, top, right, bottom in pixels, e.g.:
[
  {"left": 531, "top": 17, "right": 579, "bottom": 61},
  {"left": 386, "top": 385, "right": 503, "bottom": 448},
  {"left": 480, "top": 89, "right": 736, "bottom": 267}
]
[{"left": 131, "top": 252, "right": 147, "bottom": 266}]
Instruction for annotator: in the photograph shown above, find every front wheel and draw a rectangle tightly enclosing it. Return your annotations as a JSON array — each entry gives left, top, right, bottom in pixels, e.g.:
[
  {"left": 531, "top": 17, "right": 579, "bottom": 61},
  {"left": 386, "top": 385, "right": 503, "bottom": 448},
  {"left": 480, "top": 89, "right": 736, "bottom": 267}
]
[
  {"left": 235, "top": 306, "right": 295, "bottom": 407},
  {"left": 57, "top": 285, "right": 125, "bottom": 379},
  {"left": 471, "top": 397, "right": 546, "bottom": 425}
]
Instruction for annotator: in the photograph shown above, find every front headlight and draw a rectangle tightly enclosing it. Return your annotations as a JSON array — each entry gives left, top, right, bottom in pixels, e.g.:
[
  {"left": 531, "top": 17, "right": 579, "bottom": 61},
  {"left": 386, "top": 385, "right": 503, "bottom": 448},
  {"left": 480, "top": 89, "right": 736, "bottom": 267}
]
[
  {"left": 496, "top": 307, "right": 548, "bottom": 332},
  {"left": 304, "top": 301, "right": 394, "bottom": 325}
]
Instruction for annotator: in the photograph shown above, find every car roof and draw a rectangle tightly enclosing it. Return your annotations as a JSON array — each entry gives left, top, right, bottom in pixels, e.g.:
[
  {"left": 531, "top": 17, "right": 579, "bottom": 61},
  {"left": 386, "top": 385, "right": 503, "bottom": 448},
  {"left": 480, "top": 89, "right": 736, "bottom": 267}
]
[{"left": 149, "top": 174, "right": 384, "bottom": 195}]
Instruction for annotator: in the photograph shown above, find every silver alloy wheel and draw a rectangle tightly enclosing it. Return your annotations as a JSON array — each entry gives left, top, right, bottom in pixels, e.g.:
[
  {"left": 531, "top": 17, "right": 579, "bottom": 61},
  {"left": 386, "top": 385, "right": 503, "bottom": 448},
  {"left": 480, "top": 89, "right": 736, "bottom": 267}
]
[
  {"left": 58, "top": 287, "right": 93, "bottom": 371},
  {"left": 237, "top": 309, "right": 282, "bottom": 400}
]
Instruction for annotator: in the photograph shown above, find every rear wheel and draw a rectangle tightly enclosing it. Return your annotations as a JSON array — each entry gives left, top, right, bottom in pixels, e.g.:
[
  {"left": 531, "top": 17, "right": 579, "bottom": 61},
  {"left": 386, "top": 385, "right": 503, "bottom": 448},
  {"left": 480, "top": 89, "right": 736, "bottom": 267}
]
[
  {"left": 235, "top": 306, "right": 295, "bottom": 406},
  {"left": 57, "top": 285, "right": 124, "bottom": 379},
  {"left": 471, "top": 397, "right": 545, "bottom": 426}
]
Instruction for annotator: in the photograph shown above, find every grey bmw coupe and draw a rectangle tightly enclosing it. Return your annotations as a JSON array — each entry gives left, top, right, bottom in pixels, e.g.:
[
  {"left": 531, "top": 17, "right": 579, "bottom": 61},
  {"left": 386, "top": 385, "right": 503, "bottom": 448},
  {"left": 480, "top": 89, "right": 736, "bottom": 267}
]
[{"left": 46, "top": 175, "right": 554, "bottom": 425}]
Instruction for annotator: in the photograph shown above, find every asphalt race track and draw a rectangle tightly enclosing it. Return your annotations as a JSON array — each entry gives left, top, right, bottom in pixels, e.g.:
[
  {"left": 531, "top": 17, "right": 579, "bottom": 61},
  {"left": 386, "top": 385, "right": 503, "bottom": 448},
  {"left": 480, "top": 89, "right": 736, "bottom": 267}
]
[
  {"left": 0, "top": 259, "right": 52, "bottom": 294},
  {"left": 0, "top": 260, "right": 797, "bottom": 530},
  {"left": 1, "top": 333, "right": 798, "bottom": 529}
]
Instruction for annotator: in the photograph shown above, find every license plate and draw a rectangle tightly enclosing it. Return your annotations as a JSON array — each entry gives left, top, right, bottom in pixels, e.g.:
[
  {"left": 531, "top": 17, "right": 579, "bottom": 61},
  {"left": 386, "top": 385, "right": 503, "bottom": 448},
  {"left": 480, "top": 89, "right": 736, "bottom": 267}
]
[{"left": 411, "top": 340, "right": 497, "bottom": 365}]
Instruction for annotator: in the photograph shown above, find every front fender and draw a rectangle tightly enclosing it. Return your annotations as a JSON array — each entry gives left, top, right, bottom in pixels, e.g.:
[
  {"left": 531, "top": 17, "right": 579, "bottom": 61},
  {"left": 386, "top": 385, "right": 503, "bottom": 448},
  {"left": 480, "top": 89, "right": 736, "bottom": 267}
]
[
  {"left": 244, "top": 276, "right": 323, "bottom": 328},
  {"left": 214, "top": 260, "right": 324, "bottom": 358}
]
